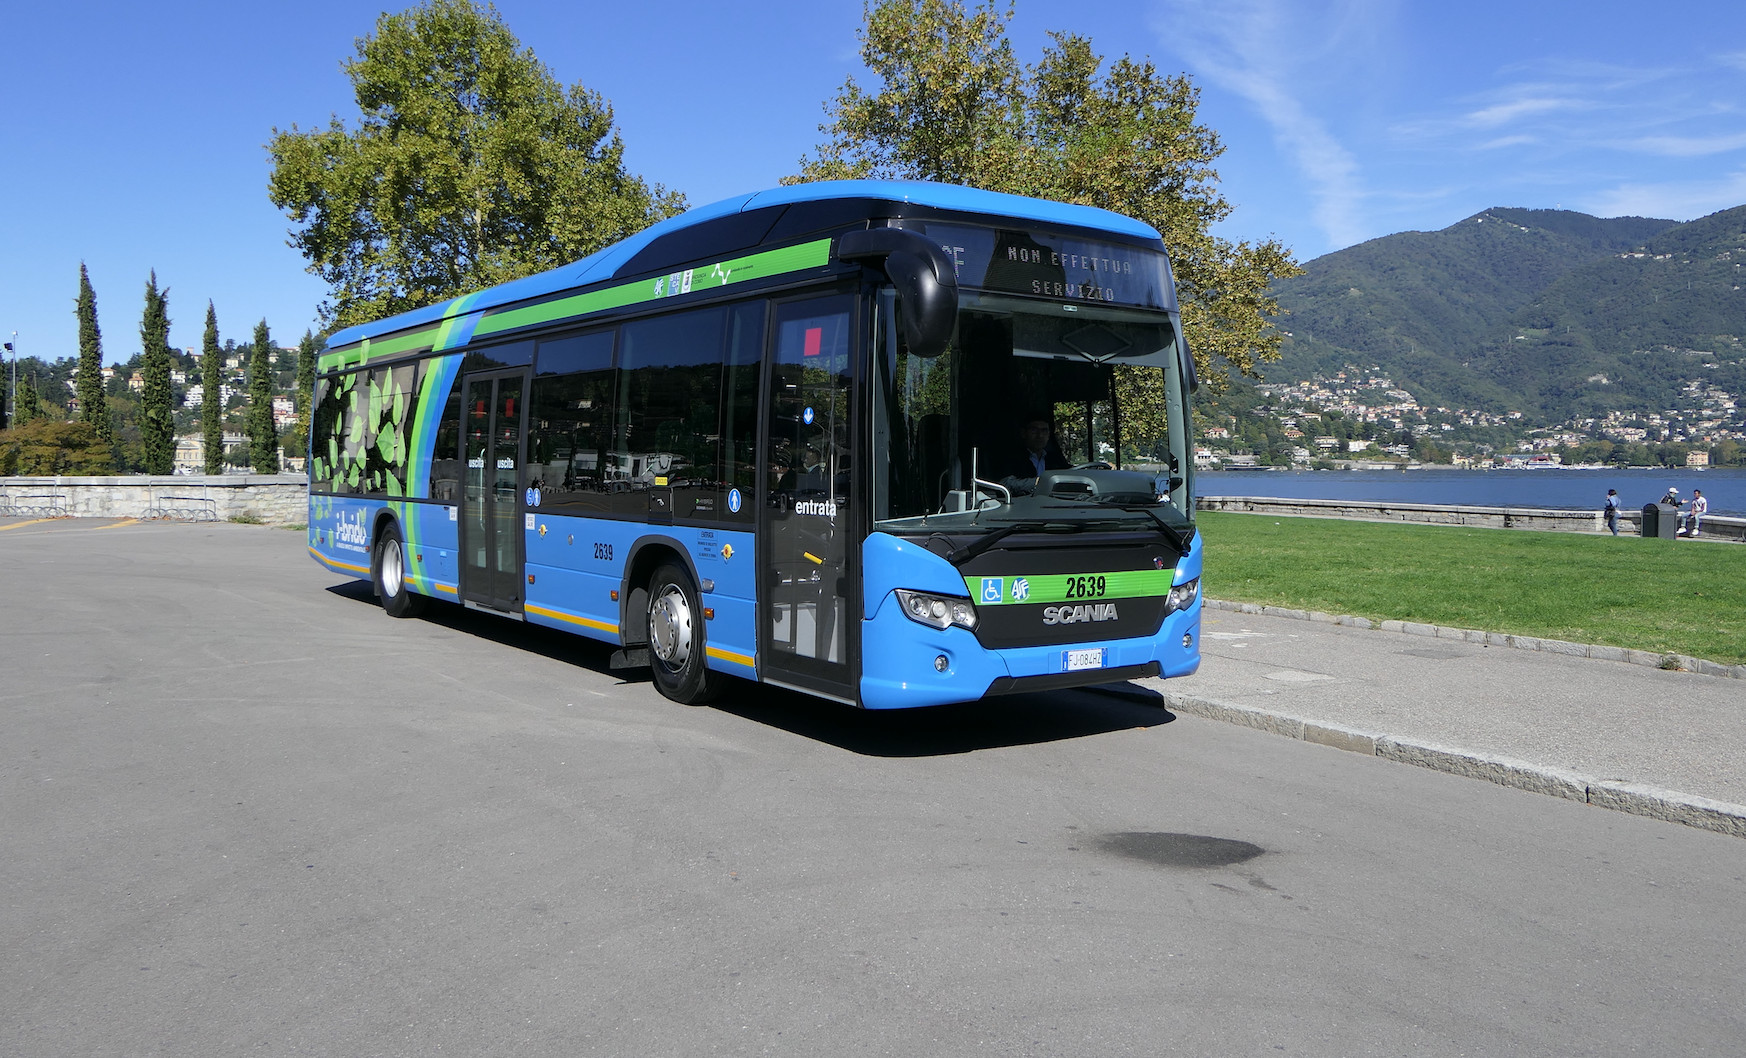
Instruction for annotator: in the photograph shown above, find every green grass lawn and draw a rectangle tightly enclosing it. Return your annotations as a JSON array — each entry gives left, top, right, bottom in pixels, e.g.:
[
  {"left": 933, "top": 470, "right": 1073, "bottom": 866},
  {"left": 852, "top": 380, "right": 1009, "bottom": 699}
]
[{"left": 1196, "top": 512, "right": 1746, "bottom": 667}]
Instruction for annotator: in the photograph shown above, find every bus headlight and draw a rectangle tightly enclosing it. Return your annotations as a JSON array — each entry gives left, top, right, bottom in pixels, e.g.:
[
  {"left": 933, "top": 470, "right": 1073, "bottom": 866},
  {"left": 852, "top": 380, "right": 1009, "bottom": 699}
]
[
  {"left": 1165, "top": 577, "right": 1200, "bottom": 614},
  {"left": 894, "top": 589, "right": 978, "bottom": 631}
]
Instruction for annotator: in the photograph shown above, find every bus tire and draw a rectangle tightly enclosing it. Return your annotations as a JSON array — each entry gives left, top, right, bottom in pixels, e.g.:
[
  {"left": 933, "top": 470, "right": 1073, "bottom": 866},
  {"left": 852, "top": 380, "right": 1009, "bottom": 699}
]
[
  {"left": 374, "top": 522, "right": 426, "bottom": 619},
  {"left": 646, "top": 562, "right": 723, "bottom": 705}
]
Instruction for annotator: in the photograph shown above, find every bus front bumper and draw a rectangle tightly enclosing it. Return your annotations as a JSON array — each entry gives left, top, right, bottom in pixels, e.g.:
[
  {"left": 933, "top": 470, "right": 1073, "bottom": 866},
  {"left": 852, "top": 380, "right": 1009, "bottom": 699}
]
[{"left": 859, "top": 594, "right": 1201, "bottom": 710}]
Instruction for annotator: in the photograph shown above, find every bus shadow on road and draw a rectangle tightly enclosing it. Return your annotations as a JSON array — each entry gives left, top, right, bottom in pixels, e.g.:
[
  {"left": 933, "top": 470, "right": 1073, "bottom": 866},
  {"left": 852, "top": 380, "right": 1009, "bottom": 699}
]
[
  {"left": 708, "top": 682, "right": 1176, "bottom": 758},
  {"left": 327, "top": 582, "right": 1175, "bottom": 756},
  {"left": 324, "top": 581, "right": 655, "bottom": 683}
]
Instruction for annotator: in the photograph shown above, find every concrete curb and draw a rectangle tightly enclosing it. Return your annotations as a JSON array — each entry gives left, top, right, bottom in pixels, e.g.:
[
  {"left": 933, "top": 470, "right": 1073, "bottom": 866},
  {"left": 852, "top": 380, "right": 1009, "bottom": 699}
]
[
  {"left": 1203, "top": 598, "right": 1746, "bottom": 680},
  {"left": 1158, "top": 692, "right": 1746, "bottom": 840}
]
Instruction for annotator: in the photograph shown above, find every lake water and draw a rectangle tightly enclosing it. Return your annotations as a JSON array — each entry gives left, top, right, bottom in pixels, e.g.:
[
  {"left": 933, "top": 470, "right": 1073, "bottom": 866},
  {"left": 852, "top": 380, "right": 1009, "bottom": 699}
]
[{"left": 1195, "top": 467, "right": 1746, "bottom": 518}]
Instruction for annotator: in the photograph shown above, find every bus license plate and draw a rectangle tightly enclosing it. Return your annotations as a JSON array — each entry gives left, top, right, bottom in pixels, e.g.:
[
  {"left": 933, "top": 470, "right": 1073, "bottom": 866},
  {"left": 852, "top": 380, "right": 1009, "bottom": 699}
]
[{"left": 1063, "top": 648, "right": 1105, "bottom": 672}]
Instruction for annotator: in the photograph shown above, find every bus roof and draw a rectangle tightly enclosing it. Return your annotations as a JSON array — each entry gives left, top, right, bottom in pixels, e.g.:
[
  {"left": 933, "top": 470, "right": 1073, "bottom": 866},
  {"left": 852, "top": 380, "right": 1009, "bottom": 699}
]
[{"left": 326, "top": 180, "right": 1165, "bottom": 350}]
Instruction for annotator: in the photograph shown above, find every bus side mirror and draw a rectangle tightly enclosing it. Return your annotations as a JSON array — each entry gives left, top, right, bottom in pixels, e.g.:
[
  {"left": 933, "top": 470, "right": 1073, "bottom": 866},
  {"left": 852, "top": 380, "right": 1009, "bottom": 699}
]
[
  {"left": 1181, "top": 338, "right": 1201, "bottom": 394},
  {"left": 837, "top": 228, "right": 959, "bottom": 358}
]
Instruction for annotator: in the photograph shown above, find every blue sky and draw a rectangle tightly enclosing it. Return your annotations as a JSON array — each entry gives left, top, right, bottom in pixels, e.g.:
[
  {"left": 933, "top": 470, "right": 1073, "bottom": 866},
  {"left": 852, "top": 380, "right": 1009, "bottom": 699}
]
[{"left": 3, "top": 0, "right": 1743, "bottom": 366}]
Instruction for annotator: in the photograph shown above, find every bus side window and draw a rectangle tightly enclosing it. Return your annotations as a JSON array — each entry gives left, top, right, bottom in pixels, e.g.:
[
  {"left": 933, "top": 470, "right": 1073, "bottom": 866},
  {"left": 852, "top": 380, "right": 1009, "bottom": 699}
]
[
  {"left": 614, "top": 307, "right": 727, "bottom": 520},
  {"left": 361, "top": 361, "right": 418, "bottom": 497},
  {"left": 530, "top": 331, "right": 616, "bottom": 513},
  {"left": 719, "top": 301, "right": 765, "bottom": 523},
  {"left": 430, "top": 358, "right": 465, "bottom": 504},
  {"left": 326, "top": 369, "right": 366, "bottom": 495},
  {"left": 310, "top": 375, "right": 339, "bottom": 491}
]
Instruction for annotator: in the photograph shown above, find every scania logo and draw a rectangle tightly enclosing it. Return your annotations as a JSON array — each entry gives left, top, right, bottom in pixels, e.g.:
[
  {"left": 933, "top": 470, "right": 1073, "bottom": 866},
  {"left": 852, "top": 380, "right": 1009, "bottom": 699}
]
[{"left": 1042, "top": 603, "right": 1120, "bottom": 625}]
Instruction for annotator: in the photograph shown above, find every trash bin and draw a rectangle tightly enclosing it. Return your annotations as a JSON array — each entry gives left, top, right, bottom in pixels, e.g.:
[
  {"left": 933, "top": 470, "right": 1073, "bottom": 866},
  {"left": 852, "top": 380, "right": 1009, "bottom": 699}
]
[{"left": 1641, "top": 503, "right": 1680, "bottom": 538}]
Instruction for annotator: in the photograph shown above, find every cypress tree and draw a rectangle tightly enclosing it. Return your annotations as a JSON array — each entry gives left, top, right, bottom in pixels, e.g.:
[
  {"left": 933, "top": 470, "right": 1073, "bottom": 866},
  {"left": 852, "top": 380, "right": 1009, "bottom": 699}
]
[
  {"left": 74, "top": 264, "right": 112, "bottom": 443},
  {"left": 201, "top": 302, "right": 224, "bottom": 474},
  {"left": 139, "top": 272, "right": 175, "bottom": 474},
  {"left": 247, "top": 319, "right": 279, "bottom": 473},
  {"left": 293, "top": 329, "right": 317, "bottom": 466},
  {"left": 17, "top": 375, "right": 42, "bottom": 425}
]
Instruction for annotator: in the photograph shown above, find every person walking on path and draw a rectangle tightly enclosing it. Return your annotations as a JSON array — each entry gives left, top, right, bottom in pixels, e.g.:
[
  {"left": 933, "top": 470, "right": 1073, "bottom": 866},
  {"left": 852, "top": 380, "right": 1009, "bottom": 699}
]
[
  {"left": 1688, "top": 489, "right": 1708, "bottom": 537},
  {"left": 1603, "top": 488, "right": 1621, "bottom": 535}
]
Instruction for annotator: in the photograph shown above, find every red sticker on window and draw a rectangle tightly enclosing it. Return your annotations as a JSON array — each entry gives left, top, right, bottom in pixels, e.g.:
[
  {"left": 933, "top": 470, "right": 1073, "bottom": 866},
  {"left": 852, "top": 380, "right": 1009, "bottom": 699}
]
[{"left": 803, "top": 327, "right": 822, "bottom": 357}]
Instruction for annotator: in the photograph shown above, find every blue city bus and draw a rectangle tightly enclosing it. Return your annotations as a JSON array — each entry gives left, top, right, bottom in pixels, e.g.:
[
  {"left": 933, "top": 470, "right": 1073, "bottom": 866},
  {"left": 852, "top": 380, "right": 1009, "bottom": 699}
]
[{"left": 307, "top": 180, "right": 1202, "bottom": 708}]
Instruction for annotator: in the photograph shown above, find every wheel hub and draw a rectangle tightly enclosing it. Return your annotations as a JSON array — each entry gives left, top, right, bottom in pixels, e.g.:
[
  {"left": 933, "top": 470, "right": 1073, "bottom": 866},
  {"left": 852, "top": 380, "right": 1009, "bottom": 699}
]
[
  {"left": 382, "top": 540, "right": 404, "bottom": 597},
  {"left": 650, "top": 587, "right": 693, "bottom": 666}
]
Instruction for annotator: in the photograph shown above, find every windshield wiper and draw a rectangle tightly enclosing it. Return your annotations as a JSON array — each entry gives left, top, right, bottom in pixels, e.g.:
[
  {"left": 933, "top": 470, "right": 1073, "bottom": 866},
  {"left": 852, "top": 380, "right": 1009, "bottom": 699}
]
[
  {"left": 945, "top": 521, "right": 1082, "bottom": 565},
  {"left": 1063, "top": 501, "right": 1195, "bottom": 554}
]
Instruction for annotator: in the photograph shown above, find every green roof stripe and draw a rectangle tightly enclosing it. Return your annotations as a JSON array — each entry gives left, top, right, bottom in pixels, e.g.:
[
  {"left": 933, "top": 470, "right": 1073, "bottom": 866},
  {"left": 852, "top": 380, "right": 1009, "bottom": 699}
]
[
  {"left": 321, "top": 237, "right": 834, "bottom": 371},
  {"left": 474, "top": 238, "right": 833, "bottom": 337}
]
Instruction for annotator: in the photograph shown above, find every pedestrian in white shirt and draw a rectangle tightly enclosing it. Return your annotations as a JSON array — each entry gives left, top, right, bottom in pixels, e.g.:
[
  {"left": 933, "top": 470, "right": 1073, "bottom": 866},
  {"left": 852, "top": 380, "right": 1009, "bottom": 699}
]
[{"left": 1689, "top": 489, "right": 1708, "bottom": 537}]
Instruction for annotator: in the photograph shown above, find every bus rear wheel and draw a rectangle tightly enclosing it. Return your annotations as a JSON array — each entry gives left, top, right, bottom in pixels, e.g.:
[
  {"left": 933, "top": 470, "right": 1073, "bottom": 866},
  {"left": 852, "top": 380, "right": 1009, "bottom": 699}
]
[
  {"left": 374, "top": 523, "right": 426, "bottom": 619},
  {"left": 647, "top": 563, "right": 723, "bottom": 704}
]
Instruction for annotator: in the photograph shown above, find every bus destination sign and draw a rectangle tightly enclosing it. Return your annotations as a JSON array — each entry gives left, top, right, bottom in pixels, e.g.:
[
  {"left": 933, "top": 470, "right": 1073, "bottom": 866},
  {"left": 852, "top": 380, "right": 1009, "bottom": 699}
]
[{"left": 899, "top": 222, "right": 1174, "bottom": 311}]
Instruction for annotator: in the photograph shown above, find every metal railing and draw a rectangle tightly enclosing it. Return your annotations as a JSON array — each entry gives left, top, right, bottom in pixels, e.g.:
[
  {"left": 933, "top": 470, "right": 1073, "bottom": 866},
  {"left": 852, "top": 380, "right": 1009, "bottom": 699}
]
[
  {"left": 0, "top": 489, "right": 69, "bottom": 518},
  {"left": 140, "top": 493, "right": 219, "bottom": 522}
]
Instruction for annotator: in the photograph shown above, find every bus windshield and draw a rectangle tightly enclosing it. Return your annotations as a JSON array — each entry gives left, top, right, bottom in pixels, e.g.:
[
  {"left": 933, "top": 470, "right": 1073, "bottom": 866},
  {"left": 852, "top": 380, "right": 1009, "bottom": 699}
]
[{"left": 873, "top": 290, "right": 1194, "bottom": 537}]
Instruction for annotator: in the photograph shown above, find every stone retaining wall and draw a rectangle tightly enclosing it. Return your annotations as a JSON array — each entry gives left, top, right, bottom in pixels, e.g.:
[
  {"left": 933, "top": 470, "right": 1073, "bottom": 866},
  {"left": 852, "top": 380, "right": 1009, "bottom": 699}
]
[
  {"left": 0, "top": 475, "right": 307, "bottom": 525},
  {"left": 1196, "top": 495, "right": 1745, "bottom": 542},
  {"left": 5, "top": 479, "right": 1741, "bottom": 542}
]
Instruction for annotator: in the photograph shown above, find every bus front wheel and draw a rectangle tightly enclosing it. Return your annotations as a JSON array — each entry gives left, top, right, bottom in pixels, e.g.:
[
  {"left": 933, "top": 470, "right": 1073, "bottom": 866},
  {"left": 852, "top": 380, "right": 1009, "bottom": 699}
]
[
  {"left": 374, "top": 523, "right": 426, "bottom": 619},
  {"left": 647, "top": 563, "right": 723, "bottom": 704}
]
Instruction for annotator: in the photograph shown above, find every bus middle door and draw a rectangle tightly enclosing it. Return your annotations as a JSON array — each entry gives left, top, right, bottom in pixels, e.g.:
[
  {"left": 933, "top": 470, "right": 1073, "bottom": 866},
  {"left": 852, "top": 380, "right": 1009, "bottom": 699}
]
[{"left": 460, "top": 369, "right": 528, "bottom": 614}]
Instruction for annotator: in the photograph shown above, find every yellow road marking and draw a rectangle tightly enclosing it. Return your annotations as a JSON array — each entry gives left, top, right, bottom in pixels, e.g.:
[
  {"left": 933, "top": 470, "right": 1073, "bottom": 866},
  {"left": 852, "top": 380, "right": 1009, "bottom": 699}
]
[{"left": 0, "top": 518, "right": 59, "bottom": 531}]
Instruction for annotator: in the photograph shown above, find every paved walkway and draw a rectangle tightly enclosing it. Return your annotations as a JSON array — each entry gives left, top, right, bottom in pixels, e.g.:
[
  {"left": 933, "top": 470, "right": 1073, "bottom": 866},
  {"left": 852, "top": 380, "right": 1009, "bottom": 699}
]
[{"left": 1142, "top": 602, "right": 1746, "bottom": 838}]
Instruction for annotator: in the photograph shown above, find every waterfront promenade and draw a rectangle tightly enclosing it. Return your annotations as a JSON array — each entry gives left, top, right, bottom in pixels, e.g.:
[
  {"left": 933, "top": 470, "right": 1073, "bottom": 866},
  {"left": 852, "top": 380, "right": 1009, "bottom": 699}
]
[{"left": 1198, "top": 495, "right": 1746, "bottom": 542}]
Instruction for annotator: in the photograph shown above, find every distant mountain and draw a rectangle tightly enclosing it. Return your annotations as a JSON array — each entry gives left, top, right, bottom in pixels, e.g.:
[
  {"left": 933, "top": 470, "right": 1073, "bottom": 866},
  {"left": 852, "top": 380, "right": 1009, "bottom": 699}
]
[{"left": 1267, "top": 205, "right": 1746, "bottom": 422}]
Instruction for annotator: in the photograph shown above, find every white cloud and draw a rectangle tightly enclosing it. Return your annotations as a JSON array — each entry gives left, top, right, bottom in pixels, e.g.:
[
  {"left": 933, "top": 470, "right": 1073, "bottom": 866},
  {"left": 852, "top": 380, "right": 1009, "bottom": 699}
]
[
  {"left": 1586, "top": 169, "right": 1746, "bottom": 220},
  {"left": 1151, "top": 0, "right": 1382, "bottom": 249},
  {"left": 1462, "top": 96, "right": 1584, "bottom": 129},
  {"left": 1627, "top": 131, "right": 1746, "bottom": 157},
  {"left": 1477, "top": 135, "right": 1537, "bottom": 151}
]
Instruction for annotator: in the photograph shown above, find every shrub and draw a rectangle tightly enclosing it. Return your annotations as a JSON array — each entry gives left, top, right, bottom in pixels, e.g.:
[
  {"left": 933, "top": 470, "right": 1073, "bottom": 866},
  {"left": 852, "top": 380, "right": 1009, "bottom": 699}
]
[{"left": 0, "top": 420, "right": 115, "bottom": 475}]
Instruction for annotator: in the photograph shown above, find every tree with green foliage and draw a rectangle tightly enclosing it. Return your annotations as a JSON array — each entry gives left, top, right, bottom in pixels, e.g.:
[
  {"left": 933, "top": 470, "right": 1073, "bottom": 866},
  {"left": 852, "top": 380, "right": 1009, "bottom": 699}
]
[
  {"left": 202, "top": 302, "right": 225, "bottom": 474},
  {"left": 291, "top": 329, "right": 318, "bottom": 461},
  {"left": 247, "top": 320, "right": 279, "bottom": 473},
  {"left": 0, "top": 419, "right": 114, "bottom": 476},
  {"left": 793, "top": 0, "right": 1300, "bottom": 399},
  {"left": 268, "top": 0, "right": 684, "bottom": 330},
  {"left": 139, "top": 272, "right": 175, "bottom": 474},
  {"left": 14, "top": 375, "right": 43, "bottom": 426},
  {"left": 74, "top": 264, "right": 112, "bottom": 443}
]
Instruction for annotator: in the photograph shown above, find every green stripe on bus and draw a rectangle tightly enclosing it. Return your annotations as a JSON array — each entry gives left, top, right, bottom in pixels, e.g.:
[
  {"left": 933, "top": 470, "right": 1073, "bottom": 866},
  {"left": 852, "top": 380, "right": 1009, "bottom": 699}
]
[
  {"left": 965, "top": 569, "right": 1176, "bottom": 605},
  {"left": 474, "top": 238, "right": 834, "bottom": 337},
  {"left": 320, "top": 236, "right": 833, "bottom": 371},
  {"left": 320, "top": 322, "right": 445, "bottom": 374}
]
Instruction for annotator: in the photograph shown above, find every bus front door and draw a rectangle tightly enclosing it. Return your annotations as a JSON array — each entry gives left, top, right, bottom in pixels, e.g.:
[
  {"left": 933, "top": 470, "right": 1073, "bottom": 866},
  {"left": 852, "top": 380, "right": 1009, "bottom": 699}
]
[
  {"left": 460, "top": 370, "right": 527, "bottom": 613},
  {"left": 760, "top": 294, "right": 857, "bottom": 703}
]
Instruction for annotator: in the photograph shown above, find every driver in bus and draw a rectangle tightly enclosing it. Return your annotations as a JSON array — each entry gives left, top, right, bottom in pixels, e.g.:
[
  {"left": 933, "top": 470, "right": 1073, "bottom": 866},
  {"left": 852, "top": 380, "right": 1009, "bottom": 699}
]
[{"left": 999, "top": 413, "right": 1071, "bottom": 483}]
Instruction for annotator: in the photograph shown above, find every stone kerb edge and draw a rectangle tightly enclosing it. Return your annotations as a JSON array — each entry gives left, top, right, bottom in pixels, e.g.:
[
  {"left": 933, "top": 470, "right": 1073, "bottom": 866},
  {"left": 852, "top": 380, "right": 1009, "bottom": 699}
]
[
  {"left": 1203, "top": 598, "right": 1745, "bottom": 680},
  {"left": 1159, "top": 692, "right": 1746, "bottom": 839}
]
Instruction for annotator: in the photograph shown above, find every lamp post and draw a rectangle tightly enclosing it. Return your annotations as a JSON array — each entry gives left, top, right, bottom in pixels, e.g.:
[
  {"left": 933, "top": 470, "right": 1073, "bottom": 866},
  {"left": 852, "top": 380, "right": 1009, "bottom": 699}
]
[{"left": 4, "top": 332, "right": 15, "bottom": 431}]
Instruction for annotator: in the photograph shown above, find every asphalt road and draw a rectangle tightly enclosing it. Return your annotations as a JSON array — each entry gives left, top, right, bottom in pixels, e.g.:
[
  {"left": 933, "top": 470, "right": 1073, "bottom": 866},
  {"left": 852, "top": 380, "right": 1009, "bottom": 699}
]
[{"left": 3, "top": 518, "right": 1743, "bottom": 1057}]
